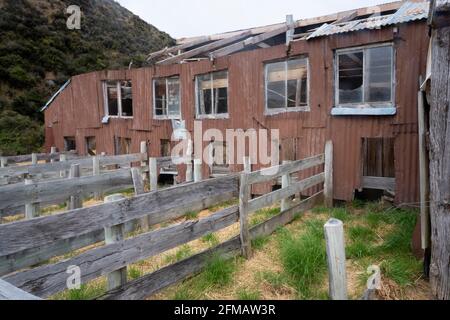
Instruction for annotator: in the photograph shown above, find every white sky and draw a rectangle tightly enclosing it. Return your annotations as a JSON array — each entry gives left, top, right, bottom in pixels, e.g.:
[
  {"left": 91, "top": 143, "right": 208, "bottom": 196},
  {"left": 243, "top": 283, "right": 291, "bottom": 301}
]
[{"left": 116, "top": 0, "right": 392, "bottom": 39}]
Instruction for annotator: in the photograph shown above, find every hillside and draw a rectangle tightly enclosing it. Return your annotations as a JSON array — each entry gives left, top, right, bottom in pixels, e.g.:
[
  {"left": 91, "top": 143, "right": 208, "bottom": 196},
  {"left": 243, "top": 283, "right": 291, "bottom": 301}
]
[{"left": 0, "top": 0, "right": 175, "bottom": 155}]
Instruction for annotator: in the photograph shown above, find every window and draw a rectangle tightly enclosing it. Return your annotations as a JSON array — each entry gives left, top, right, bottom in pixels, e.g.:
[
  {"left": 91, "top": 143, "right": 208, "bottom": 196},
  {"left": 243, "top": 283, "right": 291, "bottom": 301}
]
[
  {"left": 103, "top": 80, "right": 133, "bottom": 118},
  {"left": 196, "top": 70, "right": 228, "bottom": 118},
  {"left": 265, "top": 57, "right": 309, "bottom": 113},
  {"left": 114, "top": 137, "right": 131, "bottom": 155},
  {"left": 64, "top": 137, "right": 76, "bottom": 152},
  {"left": 85, "top": 136, "right": 96, "bottom": 156},
  {"left": 209, "top": 141, "right": 230, "bottom": 175},
  {"left": 335, "top": 44, "right": 394, "bottom": 111},
  {"left": 153, "top": 76, "right": 181, "bottom": 119}
]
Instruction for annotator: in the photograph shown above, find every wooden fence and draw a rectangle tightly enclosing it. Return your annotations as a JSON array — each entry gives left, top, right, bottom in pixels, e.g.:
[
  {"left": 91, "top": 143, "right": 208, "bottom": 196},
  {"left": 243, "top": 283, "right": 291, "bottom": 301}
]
[{"left": 0, "top": 142, "right": 332, "bottom": 300}]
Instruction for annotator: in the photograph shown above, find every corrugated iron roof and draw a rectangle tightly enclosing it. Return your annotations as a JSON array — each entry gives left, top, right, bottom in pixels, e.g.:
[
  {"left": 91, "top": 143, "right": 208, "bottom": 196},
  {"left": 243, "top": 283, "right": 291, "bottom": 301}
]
[{"left": 307, "top": 1, "right": 429, "bottom": 40}]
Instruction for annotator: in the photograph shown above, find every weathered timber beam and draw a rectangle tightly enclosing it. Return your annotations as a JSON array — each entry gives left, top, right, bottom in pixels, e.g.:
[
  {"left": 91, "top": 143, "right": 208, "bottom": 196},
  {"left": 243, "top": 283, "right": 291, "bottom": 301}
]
[
  {"left": 429, "top": 0, "right": 450, "bottom": 28},
  {"left": 361, "top": 176, "right": 396, "bottom": 191},
  {"left": 0, "top": 175, "right": 239, "bottom": 259},
  {"left": 99, "top": 191, "right": 323, "bottom": 300},
  {"left": 157, "top": 31, "right": 252, "bottom": 65},
  {"left": 246, "top": 154, "right": 324, "bottom": 184},
  {"left": 146, "top": 36, "right": 211, "bottom": 62},
  {"left": 5, "top": 206, "right": 239, "bottom": 298},
  {"left": 0, "top": 279, "right": 41, "bottom": 300},
  {"left": 209, "top": 25, "right": 291, "bottom": 59}
]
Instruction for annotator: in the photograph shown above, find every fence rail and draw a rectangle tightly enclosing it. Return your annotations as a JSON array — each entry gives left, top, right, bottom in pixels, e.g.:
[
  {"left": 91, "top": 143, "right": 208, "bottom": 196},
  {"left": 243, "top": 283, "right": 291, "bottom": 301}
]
[{"left": 0, "top": 141, "right": 332, "bottom": 300}]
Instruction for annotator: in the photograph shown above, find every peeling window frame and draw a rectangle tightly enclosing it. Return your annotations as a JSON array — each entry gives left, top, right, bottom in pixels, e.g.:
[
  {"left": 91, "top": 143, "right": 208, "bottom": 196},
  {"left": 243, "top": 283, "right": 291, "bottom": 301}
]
[
  {"left": 264, "top": 56, "right": 310, "bottom": 115},
  {"left": 153, "top": 76, "right": 182, "bottom": 120},
  {"left": 102, "top": 80, "right": 134, "bottom": 119},
  {"left": 334, "top": 43, "right": 396, "bottom": 110},
  {"left": 195, "top": 70, "right": 229, "bottom": 120}
]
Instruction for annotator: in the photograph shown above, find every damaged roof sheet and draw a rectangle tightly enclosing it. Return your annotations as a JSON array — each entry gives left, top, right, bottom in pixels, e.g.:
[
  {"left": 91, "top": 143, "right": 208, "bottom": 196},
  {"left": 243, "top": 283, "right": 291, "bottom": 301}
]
[{"left": 307, "top": 1, "right": 429, "bottom": 40}]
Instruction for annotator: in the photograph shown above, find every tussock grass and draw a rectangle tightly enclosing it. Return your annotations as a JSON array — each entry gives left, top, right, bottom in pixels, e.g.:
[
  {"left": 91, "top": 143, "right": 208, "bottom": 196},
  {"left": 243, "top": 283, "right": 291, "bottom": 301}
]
[
  {"left": 348, "top": 225, "right": 376, "bottom": 242},
  {"left": 251, "top": 236, "right": 270, "bottom": 251},
  {"left": 56, "top": 282, "right": 106, "bottom": 300},
  {"left": 164, "top": 245, "right": 192, "bottom": 264},
  {"left": 237, "top": 289, "right": 261, "bottom": 300},
  {"left": 381, "top": 255, "right": 422, "bottom": 286},
  {"left": 278, "top": 219, "right": 327, "bottom": 298},
  {"left": 250, "top": 207, "right": 281, "bottom": 226},
  {"left": 184, "top": 211, "right": 199, "bottom": 220},
  {"left": 201, "top": 233, "right": 220, "bottom": 247},
  {"left": 128, "top": 266, "right": 143, "bottom": 280}
]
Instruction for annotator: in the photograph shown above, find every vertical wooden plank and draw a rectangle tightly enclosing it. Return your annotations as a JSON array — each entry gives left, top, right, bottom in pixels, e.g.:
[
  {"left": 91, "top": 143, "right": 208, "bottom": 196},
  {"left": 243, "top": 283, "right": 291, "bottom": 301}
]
[
  {"left": 67, "top": 164, "right": 82, "bottom": 210},
  {"left": 149, "top": 158, "right": 158, "bottom": 191},
  {"left": 281, "top": 160, "right": 293, "bottom": 211},
  {"left": 185, "top": 140, "right": 193, "bottom": 183},
  {"left": 59, "top": 154, "right": 67, "bottom": 178},
  {"left": 50, "top": 147, "right": 57, "bottom": 163},
  {"left": 418, "top": 90, "right": 431, "bottom": 250},
  {"left": 140, "top": 141, "right": 149, "bottom": 189},
  {"left": 239, "top": 157, "right": 252, "bottom": 259},
  {"left": 31, "top": 153, "right": 37, "bottom": 165},
  {"left": 131, "top": 167, "right": 148, "bottom": 231},
  {"left": 194, "top": 159, "right": 202, "bottom": 182},
  {"left": 324, "top": 218, "right": 347, "bottom": 300},
  {"left": 0, "top": 157, "right": 7, "bottom": 168},
  {"left": 24, "top": 179, "right": 40, "bottom": 219},
  {"left": 104, "top": 194, "right": 127, "bottom": 290},
  {"left": 324, "top": 140, "right": 334, "bottom": 208},
  {"left": 92, "top": 156, "right": 102, "bottom": 200}
]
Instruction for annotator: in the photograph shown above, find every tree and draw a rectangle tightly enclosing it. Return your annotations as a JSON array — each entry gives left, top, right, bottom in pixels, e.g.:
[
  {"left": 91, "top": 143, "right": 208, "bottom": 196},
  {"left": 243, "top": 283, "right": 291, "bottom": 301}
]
[{"left": 428, "top": 0, "right": 450, "bottom": 300}]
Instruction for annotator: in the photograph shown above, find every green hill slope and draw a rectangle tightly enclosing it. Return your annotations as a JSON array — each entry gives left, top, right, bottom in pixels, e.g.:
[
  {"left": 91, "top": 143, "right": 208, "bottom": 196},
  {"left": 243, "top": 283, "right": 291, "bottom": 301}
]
[{"left": 0, "top": 0, "right": 175, "bottom": 155}]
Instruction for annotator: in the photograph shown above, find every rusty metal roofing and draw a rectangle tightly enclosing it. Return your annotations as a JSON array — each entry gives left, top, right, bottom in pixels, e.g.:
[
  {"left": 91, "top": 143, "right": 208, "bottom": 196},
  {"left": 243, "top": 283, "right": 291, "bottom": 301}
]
[{"left": 307, "top": 1, "right": 429, "bottom": 40}]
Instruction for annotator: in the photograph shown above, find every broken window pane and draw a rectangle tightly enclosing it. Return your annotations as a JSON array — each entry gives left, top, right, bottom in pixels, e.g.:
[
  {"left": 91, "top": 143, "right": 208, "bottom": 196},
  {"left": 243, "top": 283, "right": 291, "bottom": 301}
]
[
  {"left": 212, "top": 71, "right": 228, "bottom": 114},
  {"left": 167, "top": 77, "right": 180, "bottom": 117},
  {"left": 196, "top": 71, "right": 228, "bottom": 116},
  {"left": 365, "top": 46, "right": 392, "bottom": 103},
  {"left": 154, "top": 78, "right": 167, "bottom": 116},
  {"left": 287, "top": 59, "right": 308, "bottom": 108},
  {"left": 266, "top": 58, "right": 309, "bottom": 111},
  {"left": 266, "top": 61, "right": 286, "bottom": 109},
  {"left": 338, "top": 51, "right": 364, "bottom": 104},
  {"left": 106, "top": 81, "right": 119, "bottom": 116},
  {"left": 120, "top": 81, "right": 133, "bottom": 117}
]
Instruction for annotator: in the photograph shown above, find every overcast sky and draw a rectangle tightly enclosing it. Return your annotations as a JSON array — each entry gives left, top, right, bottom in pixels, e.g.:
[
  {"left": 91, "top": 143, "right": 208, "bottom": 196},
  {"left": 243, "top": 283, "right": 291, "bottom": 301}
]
[{"left": 116, "top": 0, "right": 391, "bottom": 39}]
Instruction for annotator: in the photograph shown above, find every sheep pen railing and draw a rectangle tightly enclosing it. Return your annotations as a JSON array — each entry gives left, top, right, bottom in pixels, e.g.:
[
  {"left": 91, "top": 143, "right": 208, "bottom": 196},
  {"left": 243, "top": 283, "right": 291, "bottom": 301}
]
[{"left": 0, "top": 142, "right": 332, "bottom": 300}]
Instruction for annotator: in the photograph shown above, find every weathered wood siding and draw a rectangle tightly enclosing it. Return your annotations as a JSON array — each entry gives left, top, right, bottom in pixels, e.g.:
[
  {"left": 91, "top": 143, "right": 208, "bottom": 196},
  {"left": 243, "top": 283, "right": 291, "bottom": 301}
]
[{"left": 44, "top": 22, "right": 429, "bottom": 203}]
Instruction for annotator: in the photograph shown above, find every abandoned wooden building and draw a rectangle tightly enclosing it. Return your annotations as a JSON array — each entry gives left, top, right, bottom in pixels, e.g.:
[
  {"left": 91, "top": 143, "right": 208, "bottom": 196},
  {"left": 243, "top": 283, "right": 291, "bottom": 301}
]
[{"left": 42, "top": 0, "right": 430, "bottom": 204}]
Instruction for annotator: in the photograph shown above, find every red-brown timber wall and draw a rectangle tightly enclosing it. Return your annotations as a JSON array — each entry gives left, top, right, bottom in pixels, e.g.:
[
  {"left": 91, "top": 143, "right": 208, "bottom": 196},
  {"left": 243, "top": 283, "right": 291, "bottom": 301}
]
[{"left": 44, "top": 22, "right": 429, "bottom": 205}]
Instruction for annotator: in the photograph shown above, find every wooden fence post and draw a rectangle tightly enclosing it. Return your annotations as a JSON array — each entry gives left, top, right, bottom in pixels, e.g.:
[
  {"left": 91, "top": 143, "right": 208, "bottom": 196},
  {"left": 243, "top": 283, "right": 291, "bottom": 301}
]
[
  {"left": 149, "top": 158, "right": 158, "bottom": 191},
  {"left": 24, "top": 179, "right": 40, "bottom": 219},
  {"left": 131, "top": 167, "right": 149, "bottom": 231},
  {"left": 92, "top": 156, "right": 102, "bottom": 200},
  {"left": 281, "top": 160, "right": 293, "bottom": 211},
  {"left": 185, "top": 140, "right": 193, "bottom": 183},
  {"left": 50, "top": 147, "right": 57, "bottom": 163},
  {"left": 140, "top": 141, "right": 149, "bottom": 189},
  {"left": 324, "top": 218, "right": 347, "bottom": 300},
  {"left": 31, "top": 153, "right": 37, "bottom": 165},
  {"left": 324, "top": 140, "right": 334, "bottom": 208},
  {"left": 194, "top": 159, "right": 202, "bottom": 182},
  {"left": 67, "top": 164, "right": 82, "bottom": 210},
  {"left": 0, "top": 157, "right": 7, "bottom": 168},
  {"left": 104, "top": 194, "right": 127, "bottom": 290},
  {"left": 239, "top": 156, "right": 252, "bottom": 259},
  {"left": 59, "top": 154, "right": 67, "bottom": 178}
]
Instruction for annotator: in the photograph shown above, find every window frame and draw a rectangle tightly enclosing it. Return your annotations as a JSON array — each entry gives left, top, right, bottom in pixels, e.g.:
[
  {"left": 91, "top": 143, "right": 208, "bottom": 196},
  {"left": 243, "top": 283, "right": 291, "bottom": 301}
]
[
  {"left": 103, "top": 80, "right": 134, "bottom": 119},
  {"left": 195, "top": 70, "right": 230, "bottom": 120},
  {"left": 152, "top": 76, "right": 182, "bottom": 120},
  {"left": 334, "top": 43, "right": 395, "bottom": 110},
  {"left": 264, "top": 56, "right": 310, "bottom": 115}
]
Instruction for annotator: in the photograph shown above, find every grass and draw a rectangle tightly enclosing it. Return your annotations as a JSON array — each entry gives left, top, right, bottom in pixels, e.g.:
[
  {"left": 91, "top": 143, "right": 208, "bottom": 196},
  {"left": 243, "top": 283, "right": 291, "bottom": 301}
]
[
  {"left": 201, "top": 233, "right": 220, "bottom": 247},
  {"left": 250, "top": 207, "right": 281, "bottom": 226},
  {"left": 251, "top": 236, "right": 270, "bottom": 250},
  {"left": 128, "top": 266, "right": 143, "bottom": 280},
  {"left": 348, "top": 225, "right": 376, "bottom": 242},
  {"left": 55, "top": 282, "right": 106, "bottom": 300},
  {"left": 381, "top": 255, "right": 422, "bottom": 286},
  {"left": 278, "top": 219, "right": 327, "bottom": 298},
  {"left": 164, "top": 245, "right": 192, "bottom": 264},
  {"left": 237, "top": 289, "right": 261, "bottom": 300},
  {"left": 202, "top": 254, "right": 236, "bottom": 287},
  {"left": 184, "top": 211, "right": 199, "bottom": 220}
]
